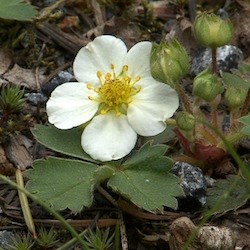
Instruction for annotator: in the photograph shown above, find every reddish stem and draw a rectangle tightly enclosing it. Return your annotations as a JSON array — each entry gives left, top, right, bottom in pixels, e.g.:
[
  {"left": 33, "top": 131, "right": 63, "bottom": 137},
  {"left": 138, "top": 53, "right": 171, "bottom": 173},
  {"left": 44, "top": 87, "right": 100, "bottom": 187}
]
[
  {"left": 211, "top": 47, "right": 218, "bottom": 75},
  {"left": 173, "top": 128, "right": 193, "bottom": 156}
]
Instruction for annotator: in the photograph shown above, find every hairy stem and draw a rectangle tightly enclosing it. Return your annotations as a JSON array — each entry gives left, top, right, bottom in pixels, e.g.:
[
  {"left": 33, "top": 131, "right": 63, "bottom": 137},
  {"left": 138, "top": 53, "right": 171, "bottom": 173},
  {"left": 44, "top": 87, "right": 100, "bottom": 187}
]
[{"left": 175, "top": 83, "right": 193, "bottom": 114}]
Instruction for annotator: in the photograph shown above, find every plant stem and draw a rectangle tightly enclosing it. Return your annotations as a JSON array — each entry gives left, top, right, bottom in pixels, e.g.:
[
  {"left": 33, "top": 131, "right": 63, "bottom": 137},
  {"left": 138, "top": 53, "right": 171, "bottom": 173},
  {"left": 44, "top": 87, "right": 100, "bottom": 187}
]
[
  {"left": 0, "top": 175, "right": 89, "bottom": 249},
  {"left": 211, "top": 47, "right": 218, "bottom": 75},
  {"left": 210, "top": 47, "right": 219, "bottom": 128},
  {"left": 210, "top": 94, "right": 221, "bottom": 128},
  {"left": 217, "top": 132, "right": 247, "bottom": 150},
  {"left": 175, "top": 82, "right": 193, "bottom": 114},
  {"left": 16, "top": 170, "right": 37, "bottom": 238}
]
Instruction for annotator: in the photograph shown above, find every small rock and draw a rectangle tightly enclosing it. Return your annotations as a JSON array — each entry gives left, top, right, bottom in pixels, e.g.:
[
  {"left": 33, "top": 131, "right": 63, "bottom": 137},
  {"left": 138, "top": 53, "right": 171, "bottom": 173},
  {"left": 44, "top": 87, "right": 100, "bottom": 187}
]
[
  {"left": 41, "top": 69, "right": 75, "bottom": 97},
  {"left": 171, "top": 161, "right": 207, "bottom": 205},
  {"left": 25, "top": 92, "right": 48, "bottom": 106},
  {"left": 191, "top": 45, "right": 244, "bottom": 76},
  {"left": 0, "top": 230, "right": 15, "bottom": 249}
]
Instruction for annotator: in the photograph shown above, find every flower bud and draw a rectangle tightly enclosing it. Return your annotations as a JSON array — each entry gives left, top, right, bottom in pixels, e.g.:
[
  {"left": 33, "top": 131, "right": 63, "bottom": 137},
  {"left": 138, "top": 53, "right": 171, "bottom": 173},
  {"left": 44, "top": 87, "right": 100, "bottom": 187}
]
[
  {"left": 176, "top": 112, "right": 195, "bottom": 131},
  {"left": 224, "top": 85, "right": 247, "bottom": 110},
  {"left": 150, "top": 39, "right": 190, "bottom": 86},
  {"left": 193, "top": 12, "right": 233, "bottom": 48},
  {"left": 193, "top": 70, "right": 224, "bottom": 102}
]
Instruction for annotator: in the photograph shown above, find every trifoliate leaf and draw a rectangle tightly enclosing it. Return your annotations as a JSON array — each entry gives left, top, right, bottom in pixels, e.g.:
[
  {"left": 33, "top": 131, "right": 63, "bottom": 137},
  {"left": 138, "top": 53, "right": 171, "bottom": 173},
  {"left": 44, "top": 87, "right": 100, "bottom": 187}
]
[
  {"left": 204, "top": 175, "right": 250, "bottom": 215},
  {"left": 26, "top": 157, "right": 98, "bottom": 212},
  {"left": 108, "top": 143, "right": 184, "bottom": 212},
  {"left": 0, "top": 0, "right": 37, "bottom": 21},
  {"left": 32, "top": 124, "right": 98, "bottom": 163}
]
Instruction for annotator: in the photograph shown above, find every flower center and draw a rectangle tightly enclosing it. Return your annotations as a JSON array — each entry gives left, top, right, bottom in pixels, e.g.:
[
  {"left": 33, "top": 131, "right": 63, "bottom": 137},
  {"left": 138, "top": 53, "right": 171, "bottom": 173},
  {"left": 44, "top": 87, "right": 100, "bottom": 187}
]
[{"left": 88, "top": 64, "right": 141, "bottom": 115}]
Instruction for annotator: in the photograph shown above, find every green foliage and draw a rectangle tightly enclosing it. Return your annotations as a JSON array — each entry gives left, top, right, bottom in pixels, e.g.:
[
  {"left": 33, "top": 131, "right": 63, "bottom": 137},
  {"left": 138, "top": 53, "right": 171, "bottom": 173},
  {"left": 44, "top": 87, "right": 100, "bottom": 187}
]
[
  {"left": 222, "top": 72, "right": 250, "bottom": 90},
  {"left": 26, "top": 157, "right": 98, "bottom": 212},
  {"left": 7, "top": 233, "right": 34, "bottom": 250},
  {"left": 0, "top": 85, "right": 25, "bottom": 114},
  {"left": 37, "top": 227, "right": 59, "bottom": 247},
  {"left": 108, "top": 143, "right": 184, "bottom": 212},
  {"left": 32, "top": 124, "right": 98, "bottom": 163},
  {"left": 204, "top": 175, "right": 250, "bottom": 215},
  {"left": 84, "top": 227, "right": 114, "bottom": 250},
  {"left": 27, "top": 125, "right": 184, "bottom": 212},
  {"left": 239, "top": 115, "right": 250, "bottom": 135},
  {"left": 0, "top": 0, "right": 37, "bottom": 21}
]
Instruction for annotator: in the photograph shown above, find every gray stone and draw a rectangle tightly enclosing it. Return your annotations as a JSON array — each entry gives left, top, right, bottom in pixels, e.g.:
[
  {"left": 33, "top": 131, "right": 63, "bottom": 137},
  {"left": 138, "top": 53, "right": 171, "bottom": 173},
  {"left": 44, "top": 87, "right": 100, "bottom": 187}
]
[
  {"left": 0, "top": 230, "right": 15, "bottom": 249},
  {"left": 171, "top": 161, "right": 207, "bottom": 205},
  {"left": 191, "top": 45, "right": 244, "bottom": 76}
]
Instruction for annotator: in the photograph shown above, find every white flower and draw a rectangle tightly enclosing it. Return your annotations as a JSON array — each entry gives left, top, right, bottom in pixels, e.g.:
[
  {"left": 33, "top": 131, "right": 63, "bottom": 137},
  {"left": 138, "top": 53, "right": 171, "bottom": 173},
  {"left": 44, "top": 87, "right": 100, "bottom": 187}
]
[{"left": 46, "top": 35, "right": 179, "bottom": 161}]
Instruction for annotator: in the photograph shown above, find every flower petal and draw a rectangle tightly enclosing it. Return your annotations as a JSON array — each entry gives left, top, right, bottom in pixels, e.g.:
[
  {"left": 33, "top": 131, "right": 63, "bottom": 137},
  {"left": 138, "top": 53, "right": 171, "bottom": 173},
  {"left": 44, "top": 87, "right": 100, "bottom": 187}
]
[
  {"left": 73, "top": 35, "right": 127, "bottom": 84},
  {"left": 127, "top": 78, "right": 179, "bottom": 136},
  {"left": 125, "top": 41, "right": 152, "bottom": 79},
  {"left": 47, "top": 82, "right": 99, "bottom": 129},
  {"left": 82, "top": 113, "right": 137, "bottom": 161}
]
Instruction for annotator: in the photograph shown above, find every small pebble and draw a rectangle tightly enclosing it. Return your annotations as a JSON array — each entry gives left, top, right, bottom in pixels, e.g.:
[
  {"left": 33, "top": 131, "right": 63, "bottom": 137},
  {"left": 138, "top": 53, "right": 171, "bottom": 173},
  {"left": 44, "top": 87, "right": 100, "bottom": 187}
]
[
  {"left": 0, "top": 230, "right": 15, "bottom": 249},
  {"left": 171, "top": 161, "right": 207, "bottom": 205},
  {"left": 41, "top": 69, "right": 75, "bottom": 97},
  {"left": 191, "top": 45, "right": 244, "bottom": 76},
  {"left": 25, "top": 92, "right": 48, "bottom": 106}
]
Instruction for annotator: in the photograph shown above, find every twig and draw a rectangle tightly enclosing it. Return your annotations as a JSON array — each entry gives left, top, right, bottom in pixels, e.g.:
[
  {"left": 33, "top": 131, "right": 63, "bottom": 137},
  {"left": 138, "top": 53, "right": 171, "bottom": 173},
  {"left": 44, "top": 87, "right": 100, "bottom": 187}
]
[
  {"left": 119, "top": 212, "right": 128, "bottom": 250},
  {"left": 97, "top": 186, "right": 118, "bottom": 208},
  {"left": 35, "top": 43, "right": 46, "bottom": 89}
]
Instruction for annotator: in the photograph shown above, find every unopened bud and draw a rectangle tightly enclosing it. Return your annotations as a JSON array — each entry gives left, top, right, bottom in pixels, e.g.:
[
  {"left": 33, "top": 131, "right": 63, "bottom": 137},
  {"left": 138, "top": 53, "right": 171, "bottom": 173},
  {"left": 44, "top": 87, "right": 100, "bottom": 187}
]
[
  {"left": 193, "top": 12, "right": 233, "bottom": 48},
  {"left": 176, "top": 112, "right": 195, "bottom": 131},
  {"left": 193, "top": 70, "right": 224, "bottom": 102},
  {"left": 225, "top": 85, "right": 247, "bottom": 110},
  {"left": 151, "top": 39, "right": 190, "bottom": 86}
]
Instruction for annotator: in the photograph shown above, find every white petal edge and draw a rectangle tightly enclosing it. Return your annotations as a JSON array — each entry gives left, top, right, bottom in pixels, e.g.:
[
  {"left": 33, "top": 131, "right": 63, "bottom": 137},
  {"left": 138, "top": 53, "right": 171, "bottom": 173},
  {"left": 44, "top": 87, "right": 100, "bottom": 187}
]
[
  {"left": 125, "top": 41, "right": 152, "bottom": 79},
  {"left": 127, "top": 77, "right": 179, "bottom": 136},
  {"left": 46, "top": 82, "right": 99, "bottom": 129},
  {"left": 82, "top": 113, "right": 137, "bottom": 161},
  {"left": 73, "top": 35, "right": 127, "bottom": 85}
]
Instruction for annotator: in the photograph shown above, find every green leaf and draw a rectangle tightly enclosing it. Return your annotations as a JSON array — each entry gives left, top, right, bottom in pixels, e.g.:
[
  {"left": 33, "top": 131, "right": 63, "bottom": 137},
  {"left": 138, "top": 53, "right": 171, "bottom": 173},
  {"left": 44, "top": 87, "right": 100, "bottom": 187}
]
[
  {"left": 124, "top": 142, "right": 170, "bottom": 169},
  {"left": 0, "top": 0, "right": 37, "bottom": 21},
  {"left": 93, "top": 165, "right": 115, "bottom": 184},
  {"left": 238, "top": 63, "right": 250, "bottom": 74},
  {"left": 239, "top": 115, "right": 250, "bottom": 135},
  {"left": 32, "top": 124, "right": 98, "bottom": 163},
  {"left": 141, "top": 126, "right": 175, "bottom": 145},
  {"left": 108, "top": 143, "right": 184, "bottom": 212},
  {"left": 204, "top": 175, "right": 250, "bottom": 215},
  {"left": 26, "top": 157, "right": 98, "bottom": 212},
  {"left": 222, "top": 72, "right": 250, "bottom": 91}
]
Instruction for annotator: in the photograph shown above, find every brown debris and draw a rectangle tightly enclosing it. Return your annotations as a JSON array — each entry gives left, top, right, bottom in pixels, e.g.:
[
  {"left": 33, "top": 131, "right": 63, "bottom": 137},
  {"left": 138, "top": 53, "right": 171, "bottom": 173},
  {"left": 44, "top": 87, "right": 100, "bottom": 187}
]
[
  {"left": 0, "top": 146, "right": 15, "bottom": 176},
  {"left": 3, "top": 64, "right": 46, "bottom": 90},
  {"left": 169, "top": 217, "right": 236, "bottom": 250},
  {"left": 37, "top": 22, "right": 90, "bottom": 55},
  {"left": 0, "top": 49, "right": 12, "bottom": 75},
  {"left": 5, "top": 135, "right": 33, "bottom": 171}
]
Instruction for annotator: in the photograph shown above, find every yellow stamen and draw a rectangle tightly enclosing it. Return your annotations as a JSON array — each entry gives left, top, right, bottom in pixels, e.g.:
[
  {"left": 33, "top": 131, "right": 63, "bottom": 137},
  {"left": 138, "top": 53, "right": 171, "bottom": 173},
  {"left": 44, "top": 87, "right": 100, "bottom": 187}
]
[
  {"left": 97, "top": 71, "right": 102, "bottom": 78},
  {"left": 89, "top": 64, "right": 142, "bottom": 115},
  {"left": 87, "top": 83, "right": 93, "bottom": 89}
]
